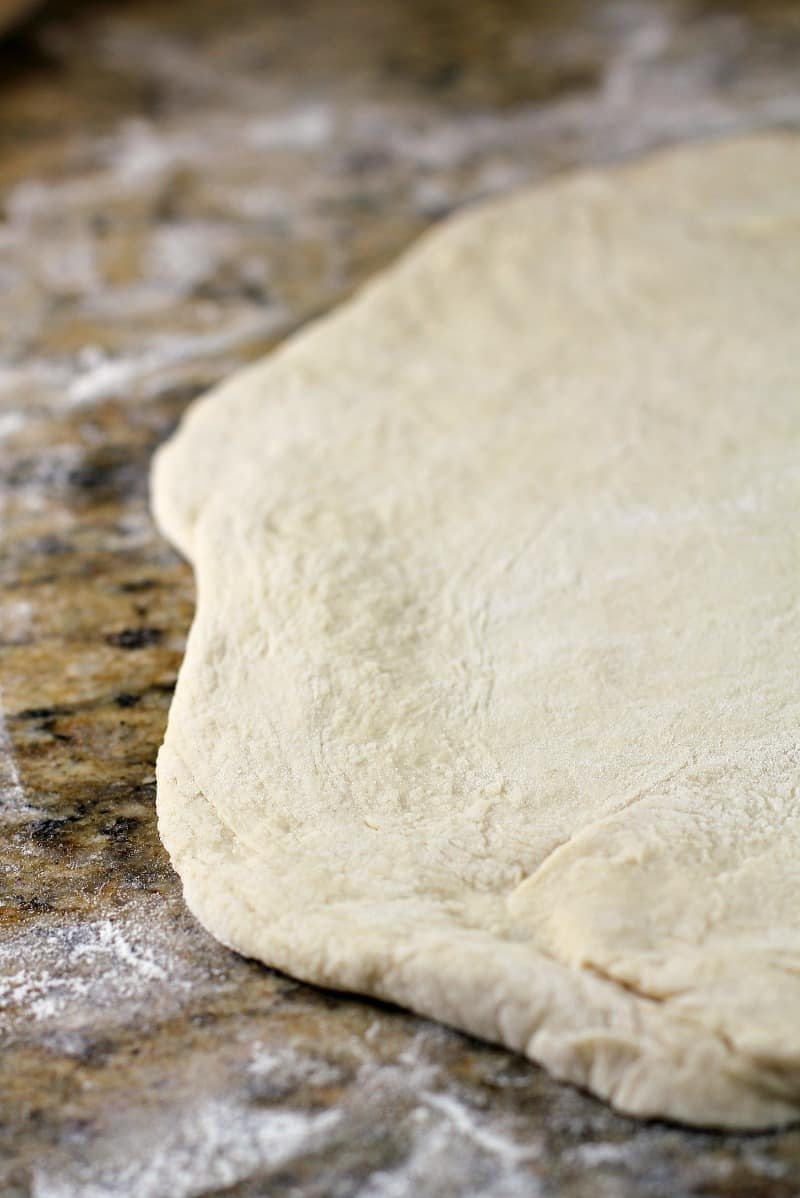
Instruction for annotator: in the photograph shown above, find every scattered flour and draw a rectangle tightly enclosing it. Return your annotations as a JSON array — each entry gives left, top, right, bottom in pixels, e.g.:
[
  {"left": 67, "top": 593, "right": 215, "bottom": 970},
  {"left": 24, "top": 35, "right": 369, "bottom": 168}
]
[
  {"left": 244, "top": 104, "right": 334, "bottom": 150},
  {"left": 19, "top": 1026, "right": 553, "bottom": 1198},
  {"left": 65, "top": 310, "right": 285, "bottom": 408},
  {"left": 422, "top": 1092, "right": 542, "bottom": 1167},
  {"left": 0, "top": 686, "right": 27, "bottom": 815},
  {"left": 0, "top": 903, "right": 210, "bottom": 1035},
  {"left": 247, "top": 1042, "right": 344, "bottom": 1089},
  {"left": 30, "top": 1102, "right": 341, "bottom": 1198}
]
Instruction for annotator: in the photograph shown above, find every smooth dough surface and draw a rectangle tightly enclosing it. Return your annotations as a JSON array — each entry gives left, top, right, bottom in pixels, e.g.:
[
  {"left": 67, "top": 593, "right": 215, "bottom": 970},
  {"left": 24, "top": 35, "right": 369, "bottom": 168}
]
[{"left": 152, "top": 134, "right": 800, "bottom": 1129}]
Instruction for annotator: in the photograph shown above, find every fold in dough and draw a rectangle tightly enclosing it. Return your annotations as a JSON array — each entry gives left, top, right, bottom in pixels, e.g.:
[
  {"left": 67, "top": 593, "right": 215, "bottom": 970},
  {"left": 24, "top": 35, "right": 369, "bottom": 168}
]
[{"left": 152, "top": 134, "right": 800, "bottom": 1129}]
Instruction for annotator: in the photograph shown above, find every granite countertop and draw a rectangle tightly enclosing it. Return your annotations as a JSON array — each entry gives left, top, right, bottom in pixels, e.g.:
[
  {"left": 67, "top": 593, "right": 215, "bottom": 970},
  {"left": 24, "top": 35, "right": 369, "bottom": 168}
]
[{"left": 1, "top": 1, "right": 799, "bottom": 1194}]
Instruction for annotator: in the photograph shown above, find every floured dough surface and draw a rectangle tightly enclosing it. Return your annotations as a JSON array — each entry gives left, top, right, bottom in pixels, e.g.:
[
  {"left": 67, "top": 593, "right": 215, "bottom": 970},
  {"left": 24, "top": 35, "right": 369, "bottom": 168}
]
[{"left": 152, "top": 134, "right": 800, "bottom": 1129}]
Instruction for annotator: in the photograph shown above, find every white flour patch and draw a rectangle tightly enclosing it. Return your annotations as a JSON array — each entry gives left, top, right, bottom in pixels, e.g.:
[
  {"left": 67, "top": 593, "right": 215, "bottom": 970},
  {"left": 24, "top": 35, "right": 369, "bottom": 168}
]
[
  {"left": 107, "top": 118, "right": 210, "bottom": 185},
  {"left": 0, "top": 686, "right": 27, "bottom": 816},
  {"left": 144, "top": 222, "right": 242, "bottom": 294},
  {"left": 245, "top": 104, "right": 334, "bottom": 150},
  {"left": 20, "top": 1014, "right": 549, "bottom": 1198},
  {"left": 30, "top": 1101, "right": 341, "bottom": 1198},
  {"left": 0, "top": 902, "right": 212, "bottom": 1035},
  {"left": 422, "top": 1092, "right": 542, "bottom": 1166},
  {"left": 360, "top": 1101, "right": 542, "bottom": 1198},
  {"left": 66, "top": 309, "right": 284, "bottom": 408},
  {"left": 0, "top": 598, "right": 34, "bottom": 644},
  {"left": 247, "top": 1042, "right": 344, "bottom": 1089},
  {"left": 338, "top": 1030, "right": 545, "bottom": 1197},
  {"left": 571, "top": 1140, "right": 631, "bottom": 1167},
  {"left": 0, "top": 410, "right": 26, "bottom": 438}
]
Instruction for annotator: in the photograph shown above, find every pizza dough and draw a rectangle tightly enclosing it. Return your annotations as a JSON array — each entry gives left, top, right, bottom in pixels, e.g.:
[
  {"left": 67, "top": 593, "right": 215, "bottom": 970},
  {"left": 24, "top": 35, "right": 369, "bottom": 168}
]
[{"left": 152, "top": 134, "right": 800, "bottom": 1129}]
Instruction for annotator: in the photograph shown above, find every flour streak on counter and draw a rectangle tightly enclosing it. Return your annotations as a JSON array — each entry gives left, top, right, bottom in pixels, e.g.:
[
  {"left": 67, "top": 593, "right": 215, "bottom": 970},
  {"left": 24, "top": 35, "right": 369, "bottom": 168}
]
[
  {"left": 30, "top": 1104, "right": 342, "bottom": 1198},
  {"left": 26, "top": 1031, "right": 556, "bottom": 1198},
  {"left": 65, "top": 311, "right": 287, "bottom": 410},
  {"left": 0, "top": 900, "right": 215, "bottom": 1035},
  {"left": 0, "top": 689, "right": 25, "bottom": 813}
]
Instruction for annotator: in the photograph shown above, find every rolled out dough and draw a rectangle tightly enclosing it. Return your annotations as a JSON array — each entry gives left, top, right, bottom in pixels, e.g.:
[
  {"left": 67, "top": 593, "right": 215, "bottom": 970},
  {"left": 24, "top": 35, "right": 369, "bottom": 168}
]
[{"left": 152, "top": 134, "right": 800, "bottom": 1129}]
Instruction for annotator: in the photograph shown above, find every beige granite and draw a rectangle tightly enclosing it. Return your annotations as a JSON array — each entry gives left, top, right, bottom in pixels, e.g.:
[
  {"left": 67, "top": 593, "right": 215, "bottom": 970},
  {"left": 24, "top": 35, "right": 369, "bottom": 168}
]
[{"left": 1, "top": 0, "right": 800, "bottom": 1193}]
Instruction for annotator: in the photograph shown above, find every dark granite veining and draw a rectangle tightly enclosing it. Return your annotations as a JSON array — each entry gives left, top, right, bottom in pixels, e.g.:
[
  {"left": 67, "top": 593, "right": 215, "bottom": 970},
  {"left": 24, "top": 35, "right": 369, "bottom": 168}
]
[{"left": 2, "top": 1, "right": 800, "bottom": 1193}]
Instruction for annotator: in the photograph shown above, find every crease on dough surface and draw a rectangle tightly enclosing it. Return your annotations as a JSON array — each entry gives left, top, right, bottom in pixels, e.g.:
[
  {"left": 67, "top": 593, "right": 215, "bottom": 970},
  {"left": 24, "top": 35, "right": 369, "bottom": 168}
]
[{"left": 152, "top": 132, "right": 800, "bottom": 1129}]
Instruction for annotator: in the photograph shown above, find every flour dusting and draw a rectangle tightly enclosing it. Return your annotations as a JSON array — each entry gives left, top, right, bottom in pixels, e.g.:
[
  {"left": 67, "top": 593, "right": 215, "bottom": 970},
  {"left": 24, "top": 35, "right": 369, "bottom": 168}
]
[
  {"left": 30, "top": 1102, "right": 341, "bottom": 1198},
  {"left": 0, "top": 686, "right": 27, "bottom": 815},
  {"left": 0, "top": 900, "right": 214, "bottom": 1035}
]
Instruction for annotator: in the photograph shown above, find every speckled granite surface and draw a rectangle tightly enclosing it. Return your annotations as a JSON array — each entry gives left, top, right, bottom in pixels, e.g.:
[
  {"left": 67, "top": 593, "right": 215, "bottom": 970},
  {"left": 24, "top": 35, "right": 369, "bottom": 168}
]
[{"left": 2, "top": 2, "right": 800, "bottom": 1194}]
